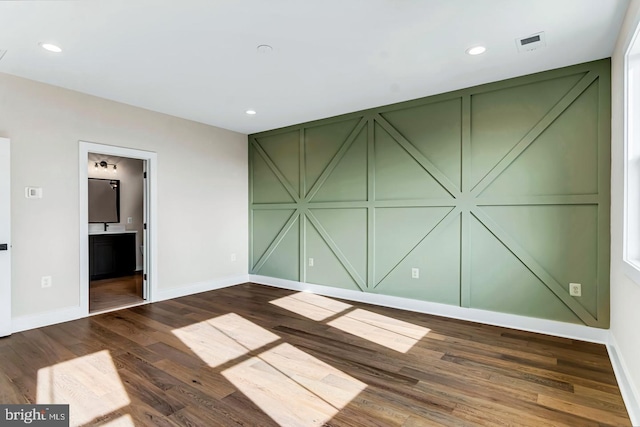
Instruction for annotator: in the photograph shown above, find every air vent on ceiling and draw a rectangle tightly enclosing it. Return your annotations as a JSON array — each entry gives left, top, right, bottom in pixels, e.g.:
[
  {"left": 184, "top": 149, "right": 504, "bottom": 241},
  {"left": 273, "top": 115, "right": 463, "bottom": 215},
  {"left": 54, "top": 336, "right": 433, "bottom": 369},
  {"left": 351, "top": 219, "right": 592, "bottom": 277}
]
[{"left": 516, "top": 32, "right": 546, "bottom": 52}]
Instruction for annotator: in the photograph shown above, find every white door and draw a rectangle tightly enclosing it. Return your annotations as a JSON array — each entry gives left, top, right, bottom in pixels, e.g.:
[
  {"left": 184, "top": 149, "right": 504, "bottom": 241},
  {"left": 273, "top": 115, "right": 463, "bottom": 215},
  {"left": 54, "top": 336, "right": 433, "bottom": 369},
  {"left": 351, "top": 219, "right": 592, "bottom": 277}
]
[{"left": 0, "top": 138, "right": 11, "bottom": 337}]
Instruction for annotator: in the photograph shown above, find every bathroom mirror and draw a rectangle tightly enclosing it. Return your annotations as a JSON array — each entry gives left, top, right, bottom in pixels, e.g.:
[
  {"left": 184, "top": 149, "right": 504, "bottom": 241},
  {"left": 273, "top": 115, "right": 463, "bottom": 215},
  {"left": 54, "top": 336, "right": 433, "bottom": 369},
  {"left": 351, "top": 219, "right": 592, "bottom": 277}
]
[{"left": 88, "top": 178, "right": 120, "bottom": 223}]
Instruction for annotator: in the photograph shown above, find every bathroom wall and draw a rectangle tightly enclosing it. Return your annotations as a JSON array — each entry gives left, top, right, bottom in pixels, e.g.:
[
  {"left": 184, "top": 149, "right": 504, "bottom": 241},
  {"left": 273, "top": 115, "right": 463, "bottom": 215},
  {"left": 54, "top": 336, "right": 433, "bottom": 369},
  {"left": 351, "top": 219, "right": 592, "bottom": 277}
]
[{"left": 88, "top": 155, "right": 144, "bottom": 270}]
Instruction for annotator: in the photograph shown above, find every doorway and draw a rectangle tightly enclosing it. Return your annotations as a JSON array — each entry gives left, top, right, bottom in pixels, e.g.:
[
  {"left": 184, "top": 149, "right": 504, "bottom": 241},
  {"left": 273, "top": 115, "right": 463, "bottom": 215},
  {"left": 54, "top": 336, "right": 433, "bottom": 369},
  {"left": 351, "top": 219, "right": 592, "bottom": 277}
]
[
  {"left": 79, "top": 142, "right": 157, "bottom": 315},
  {"left": 88, "top": 154, "right": 145, "bottom": 312},
  {"left": 0, "top": 137, "right": 10, "bottom": 337}
]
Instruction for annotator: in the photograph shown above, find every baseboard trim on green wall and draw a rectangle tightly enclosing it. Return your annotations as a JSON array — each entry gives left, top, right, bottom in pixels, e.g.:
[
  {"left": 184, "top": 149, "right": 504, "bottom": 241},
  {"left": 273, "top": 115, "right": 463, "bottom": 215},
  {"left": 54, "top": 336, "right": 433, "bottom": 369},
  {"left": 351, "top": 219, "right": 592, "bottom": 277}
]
[{"left": 249, "top": 274, "right": 609, "bottom": 343}]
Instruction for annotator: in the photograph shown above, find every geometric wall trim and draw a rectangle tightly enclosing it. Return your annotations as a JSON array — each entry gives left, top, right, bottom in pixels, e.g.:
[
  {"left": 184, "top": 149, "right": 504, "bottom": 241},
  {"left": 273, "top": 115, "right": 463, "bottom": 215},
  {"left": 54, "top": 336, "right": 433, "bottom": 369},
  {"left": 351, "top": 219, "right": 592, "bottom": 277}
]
[{"left": 249, "top": 59, "right": 611, "bottom": 328}]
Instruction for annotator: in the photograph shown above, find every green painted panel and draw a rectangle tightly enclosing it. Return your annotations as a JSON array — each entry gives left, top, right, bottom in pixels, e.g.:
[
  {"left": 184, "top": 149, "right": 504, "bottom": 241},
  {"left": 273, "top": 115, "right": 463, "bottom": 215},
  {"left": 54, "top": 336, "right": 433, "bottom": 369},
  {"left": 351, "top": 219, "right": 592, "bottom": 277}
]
[
  {"left": 257, "top": 216, "right": 299, "bottom": 281},
  {"left": 309, "top": 208, "right": 367, "bottom": 283},
  {"left": 374, "top": 123, "right": 452, "bottom": 200},
  {"left": 470, "top": 73, "right": 585, "bottom": 188},
  {"left": 374, "top": 207, "right": 453, "bottom": 282},
  {"left": 249, "top": 59, "right": 611, "bottom": 328},
  {"left": 480, "top": 205, "right": 598, "bottom": 318},
  {"left": 252, "top": 150, "right": 295, "bottom": 204},
  {"left": 305, "top": 118, "right": 361, "bottom": 194},
  {"left": 380, "top": 98, "right": 462, "bottom": 190},
  {"left": 482, "top": 81, "right": 599, "bottom": 197},
  {"left": 312, "top": 126, "right": 367, "bottom": 202},
  {"left": 375, "top": 214, "right": 460, "bottom": 305},
  {"left": 256, "top": 131, "right": 300, "bottom": 195},
  {"left": 251, "top": 210, "right": 296, "bottom": 268},
  {"left": 469, "top": 216, "right": 582, "bottom": 324},
  {"left": 306, "top": 219, "right": 361, "bottom": 291}
]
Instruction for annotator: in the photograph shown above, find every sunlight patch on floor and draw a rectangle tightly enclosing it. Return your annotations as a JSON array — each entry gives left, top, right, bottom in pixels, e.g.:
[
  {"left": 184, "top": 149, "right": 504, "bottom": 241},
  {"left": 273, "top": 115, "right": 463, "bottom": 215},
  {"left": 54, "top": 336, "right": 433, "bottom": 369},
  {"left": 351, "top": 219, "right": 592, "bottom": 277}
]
[
  {"left": 222, "top": 343, "right": 366, "bottom": 426},
  {"left": 36, "top": 350, "right": 130, "bottom": 426},
  {"left": 270, "top": 292, "right": 352, "bottom": 321},
  {"left": 172, "top": 313, "right": 279, "bottom": 368},
  {"left": 328, "top": 308, "right": 430, "bottom": 353}
]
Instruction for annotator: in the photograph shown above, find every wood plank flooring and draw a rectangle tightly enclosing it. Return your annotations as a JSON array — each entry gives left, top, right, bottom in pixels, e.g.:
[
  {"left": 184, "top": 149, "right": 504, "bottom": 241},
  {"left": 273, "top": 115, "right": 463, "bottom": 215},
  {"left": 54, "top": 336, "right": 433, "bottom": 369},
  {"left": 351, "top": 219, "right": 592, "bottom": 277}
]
[
  {"left": 0, "top": 283, "right": 631, "bottom": 426},
  {"left": 90, "top": 273, "right": 144, "bottom": 313}
]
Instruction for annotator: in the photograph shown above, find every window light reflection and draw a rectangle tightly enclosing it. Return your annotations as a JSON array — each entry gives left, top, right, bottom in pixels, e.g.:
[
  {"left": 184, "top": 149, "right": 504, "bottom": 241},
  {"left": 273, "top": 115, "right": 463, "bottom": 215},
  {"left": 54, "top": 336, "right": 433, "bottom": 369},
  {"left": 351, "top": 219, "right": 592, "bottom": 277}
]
[
  {"left": 222, "top": 343, "right": 366, "bottom": 426},
  {"left": 172, "top": 313, "right": 279, "bottom": 368},
  {"left": 328, "top": 308, "right": 430, "bottom": 353},
  {"left": 270, "top": 292, "right": 352, "bottom": 321},
  {"left": 36, "top": 350, "right": 130, "bottom": 426}
]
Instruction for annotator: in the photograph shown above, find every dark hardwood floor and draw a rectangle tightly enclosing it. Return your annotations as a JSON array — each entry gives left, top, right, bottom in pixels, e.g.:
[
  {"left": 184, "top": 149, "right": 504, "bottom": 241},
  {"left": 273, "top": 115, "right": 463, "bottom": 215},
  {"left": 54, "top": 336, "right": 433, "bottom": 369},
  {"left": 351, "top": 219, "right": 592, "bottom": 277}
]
[
  {"left": 0, "top": 283, "right": 631, "bottom": 426},
  {"left": 90, "top": 273, "right": 144, "bottom": 313}
]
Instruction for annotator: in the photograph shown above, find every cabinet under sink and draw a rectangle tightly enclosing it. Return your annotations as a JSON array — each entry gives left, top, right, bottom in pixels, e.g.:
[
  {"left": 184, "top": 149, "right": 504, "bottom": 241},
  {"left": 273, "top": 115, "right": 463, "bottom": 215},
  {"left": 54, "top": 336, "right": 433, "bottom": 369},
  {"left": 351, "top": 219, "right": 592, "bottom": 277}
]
[{"left": 89, "top": 233, "right": 136, "bottom": 280}]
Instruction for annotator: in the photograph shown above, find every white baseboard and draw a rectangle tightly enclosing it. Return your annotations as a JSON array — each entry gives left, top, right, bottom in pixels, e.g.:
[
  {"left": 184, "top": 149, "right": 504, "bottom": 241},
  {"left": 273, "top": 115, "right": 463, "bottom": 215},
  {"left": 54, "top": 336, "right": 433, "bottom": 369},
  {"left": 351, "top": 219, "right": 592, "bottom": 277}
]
[
  {"left": 607, "top": 335, "right": 640, "bottom": 425},
  {"left": 154, "top": 274, "right": 249, "bottom": 302},
  {"left": 12, "top": 306, "right": 85, "bottom": 334},
  {"left": 11, "top": 275, "right": 249, "bottom": 334},
  {"left": 249, "top": 275, "right": 610, "bottom": 343}
]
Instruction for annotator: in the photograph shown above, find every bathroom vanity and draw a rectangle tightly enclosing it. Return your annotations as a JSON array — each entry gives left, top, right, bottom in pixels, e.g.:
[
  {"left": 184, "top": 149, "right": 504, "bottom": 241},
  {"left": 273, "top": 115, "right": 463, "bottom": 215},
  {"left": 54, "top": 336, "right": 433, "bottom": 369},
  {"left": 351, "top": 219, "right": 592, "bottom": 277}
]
[{"left": 89, "top": 231, "right": 137, "bottom": 280}]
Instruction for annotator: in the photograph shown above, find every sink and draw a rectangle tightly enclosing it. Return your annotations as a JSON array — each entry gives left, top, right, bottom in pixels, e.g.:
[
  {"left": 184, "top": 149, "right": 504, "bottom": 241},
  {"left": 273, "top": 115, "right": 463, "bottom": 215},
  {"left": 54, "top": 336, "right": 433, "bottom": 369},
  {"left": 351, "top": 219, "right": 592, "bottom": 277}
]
[{"left": 88, "top": 224, "right": 133, "bottom": 235}]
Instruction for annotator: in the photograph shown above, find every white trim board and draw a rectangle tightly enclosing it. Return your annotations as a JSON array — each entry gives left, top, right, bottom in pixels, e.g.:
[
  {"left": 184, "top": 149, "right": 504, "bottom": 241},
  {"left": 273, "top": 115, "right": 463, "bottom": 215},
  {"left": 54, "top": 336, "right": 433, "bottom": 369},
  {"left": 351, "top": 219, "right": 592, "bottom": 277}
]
[
  {"left": 608, "top": 335, "right": 640, "bottom": 425},
  {"left": 12, "top": 306, "right": 85, "bottom": 334},
  {"left": 155, "top": 274, "right": 250, "bottom": 302}
]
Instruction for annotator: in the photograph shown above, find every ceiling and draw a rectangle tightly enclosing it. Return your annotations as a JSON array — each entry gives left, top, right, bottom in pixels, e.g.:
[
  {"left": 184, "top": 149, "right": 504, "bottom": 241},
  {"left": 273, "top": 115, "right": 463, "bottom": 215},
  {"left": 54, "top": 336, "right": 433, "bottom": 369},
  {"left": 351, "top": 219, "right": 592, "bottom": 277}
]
[{"left": 0, "top": 0, "right": 629, "bottom": 134}]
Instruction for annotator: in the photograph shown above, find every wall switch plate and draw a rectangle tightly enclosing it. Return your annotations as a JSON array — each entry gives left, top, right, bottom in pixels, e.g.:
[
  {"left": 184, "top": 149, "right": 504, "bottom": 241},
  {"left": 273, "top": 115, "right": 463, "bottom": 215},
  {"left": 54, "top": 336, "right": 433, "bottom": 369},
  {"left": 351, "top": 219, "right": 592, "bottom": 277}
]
[
  {"left": 41, "top": 276, "right": 52, "bottom": 288},
  {"left": 127, "top": 217, "right": 133, "bottom": 224},
  {"left": 569, "top": 283, "right": 581, "bottom": 297},
  {"left": 411, "top": 268, "right": 419, "bottom": 279},
  {"left": 308, "top": 258, "right": 314, "bottom": 267},
  {"left": 230, "top": 253, "right": 237, "bottom": 262},
  {"left": 25, "top": 187, "right": 43, "bottom": 199}
]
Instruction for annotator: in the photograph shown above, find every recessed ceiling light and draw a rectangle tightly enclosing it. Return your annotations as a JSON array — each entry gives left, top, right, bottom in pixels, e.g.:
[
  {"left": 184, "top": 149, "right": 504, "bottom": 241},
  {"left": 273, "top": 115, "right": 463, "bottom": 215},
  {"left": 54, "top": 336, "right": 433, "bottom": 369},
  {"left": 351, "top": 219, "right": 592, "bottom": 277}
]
[
  {"left": 257, "top": 44, "right": 273, "bottom": 54},
  {"left": 246, "top": 109, "right": 257, "bottom": 115},
  {"left": 466, "top": 45, "right": 486, "bottom": 56},
  {"left": 39, "top": 42, "right": 62, "bottom": 53}
]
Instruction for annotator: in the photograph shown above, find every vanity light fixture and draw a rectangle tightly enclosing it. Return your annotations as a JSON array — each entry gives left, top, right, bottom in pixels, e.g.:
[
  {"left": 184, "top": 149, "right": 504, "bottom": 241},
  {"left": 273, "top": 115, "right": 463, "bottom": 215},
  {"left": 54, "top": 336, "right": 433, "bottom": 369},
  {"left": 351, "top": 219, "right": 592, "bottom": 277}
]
[
  {"left": 95, "top": 160, "right": 117, "bottom": 173},
  {"left": 39, "top": 42, "right": 62, "bottom": 53},
  {"left": 466, "top": 45, "right": 487, "bottom": 55}
]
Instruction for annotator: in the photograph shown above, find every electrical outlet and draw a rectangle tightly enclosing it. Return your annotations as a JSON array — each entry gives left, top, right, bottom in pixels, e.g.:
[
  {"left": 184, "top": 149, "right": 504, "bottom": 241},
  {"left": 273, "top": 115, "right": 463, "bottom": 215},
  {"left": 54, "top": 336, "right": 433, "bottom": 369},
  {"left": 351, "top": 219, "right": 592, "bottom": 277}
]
[
  {"left": 308, "top": 258, "right": 314, "bottom": 267},
  {"left": 569, "top": 282, "right": 581, "bottom": 297},
  {"left": 127, "top": 217, "right": 133, "bottom": 224},
  {"left": 411, "top": 268, "right": 419, "bottom": 279},
  {"left": 41, "top": 276, "right": 52, "bottom": 288},
  {"left": 230, "top": 253, "right": 237, "bottom": 262}
]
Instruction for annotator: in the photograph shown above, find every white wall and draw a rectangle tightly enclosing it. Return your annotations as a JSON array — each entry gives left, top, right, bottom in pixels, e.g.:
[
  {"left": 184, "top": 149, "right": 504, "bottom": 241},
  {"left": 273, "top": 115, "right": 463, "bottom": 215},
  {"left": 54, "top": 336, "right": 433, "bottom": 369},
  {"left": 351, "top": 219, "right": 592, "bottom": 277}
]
[
  {"left": 0, "top": 72, "right": 248, "bottom": 318},
  {"left": 88, "top": 156, "right": 144, "bottom": 269},
  {"left": 611, "top": 0, "right": 640, "bottom": 407}
]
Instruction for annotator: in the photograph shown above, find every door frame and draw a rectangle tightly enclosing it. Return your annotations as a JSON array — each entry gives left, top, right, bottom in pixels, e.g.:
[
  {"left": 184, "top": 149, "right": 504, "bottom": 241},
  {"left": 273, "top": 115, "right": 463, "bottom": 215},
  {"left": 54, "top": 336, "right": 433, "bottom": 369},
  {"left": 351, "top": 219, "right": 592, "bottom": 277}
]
[
  {"left": 0, "top": 137, "right": 10, "bottom": 337},
  {"left": 79, "top": 141, "right": 158, "bottom": 315}
]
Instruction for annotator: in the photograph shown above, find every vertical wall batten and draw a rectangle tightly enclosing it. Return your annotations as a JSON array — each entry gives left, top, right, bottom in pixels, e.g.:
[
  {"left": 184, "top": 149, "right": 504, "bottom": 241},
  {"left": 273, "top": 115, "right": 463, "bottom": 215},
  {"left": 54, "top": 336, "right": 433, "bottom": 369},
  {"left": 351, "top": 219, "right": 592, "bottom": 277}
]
[{"left": 367, "top": 117, "right": 375, "bottom": 289}]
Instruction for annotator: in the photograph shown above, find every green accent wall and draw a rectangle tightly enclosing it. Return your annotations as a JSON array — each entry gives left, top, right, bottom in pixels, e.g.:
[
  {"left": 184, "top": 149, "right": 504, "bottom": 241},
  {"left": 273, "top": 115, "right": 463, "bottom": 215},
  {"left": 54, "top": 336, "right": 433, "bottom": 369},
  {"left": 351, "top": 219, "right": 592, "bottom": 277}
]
[{"left": 248, "top": 59, "right": 611, "bottom": 328}]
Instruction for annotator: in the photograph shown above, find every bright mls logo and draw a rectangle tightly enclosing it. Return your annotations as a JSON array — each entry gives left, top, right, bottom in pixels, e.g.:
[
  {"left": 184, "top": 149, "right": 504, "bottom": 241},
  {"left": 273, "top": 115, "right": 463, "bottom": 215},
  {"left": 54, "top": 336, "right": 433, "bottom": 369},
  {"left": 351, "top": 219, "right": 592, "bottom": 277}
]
[{"left": 0, "top": 405, "right": 68, "bottom": 426}]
